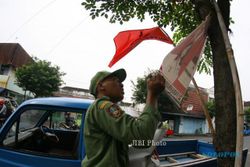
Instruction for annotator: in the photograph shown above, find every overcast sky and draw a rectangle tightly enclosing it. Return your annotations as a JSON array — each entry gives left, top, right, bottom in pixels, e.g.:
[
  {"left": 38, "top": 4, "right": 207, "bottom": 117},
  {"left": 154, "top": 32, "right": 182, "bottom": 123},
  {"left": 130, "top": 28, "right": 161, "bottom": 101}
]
[{"left": 0, "top": 0, "right": 249, "bottom": 102}]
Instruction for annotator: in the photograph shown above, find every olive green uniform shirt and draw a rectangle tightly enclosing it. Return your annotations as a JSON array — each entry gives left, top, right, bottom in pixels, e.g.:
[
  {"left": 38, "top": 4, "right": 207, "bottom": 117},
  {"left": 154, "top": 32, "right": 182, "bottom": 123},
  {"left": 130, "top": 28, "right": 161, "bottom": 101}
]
[{"left": 82, "top": 96, "right": 161, "bottom": 167}]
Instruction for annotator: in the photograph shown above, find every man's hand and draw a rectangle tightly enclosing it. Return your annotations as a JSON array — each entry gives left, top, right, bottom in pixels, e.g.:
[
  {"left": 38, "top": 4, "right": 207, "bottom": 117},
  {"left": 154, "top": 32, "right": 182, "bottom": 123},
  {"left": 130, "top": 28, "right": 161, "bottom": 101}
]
[
  {"left": 146, "top": 71, "right": 165, "bottom": 107},
  {"left": 147, "top": 71, "right": 165, "bottom": 97}
]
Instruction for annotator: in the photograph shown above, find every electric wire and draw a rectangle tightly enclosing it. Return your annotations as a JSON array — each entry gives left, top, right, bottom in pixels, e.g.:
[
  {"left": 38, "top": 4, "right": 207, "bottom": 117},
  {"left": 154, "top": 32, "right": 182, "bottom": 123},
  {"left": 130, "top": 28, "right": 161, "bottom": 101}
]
[
  {"left": 46, "top": 15, "right": 90, "bottom": 56},
  {"left": 6, "top": 0, "right": 57, "bottom": 42}
]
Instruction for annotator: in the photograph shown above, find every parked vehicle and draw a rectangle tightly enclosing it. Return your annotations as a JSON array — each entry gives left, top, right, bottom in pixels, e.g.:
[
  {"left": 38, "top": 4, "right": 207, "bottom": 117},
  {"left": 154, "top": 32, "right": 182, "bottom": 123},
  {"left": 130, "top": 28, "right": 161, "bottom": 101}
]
[
  {"left": 0, "top": 97, "right": 17, "bottom": 127},
  {"left": 0, "top": 97, "right": 247, "bottom": 166},
  {"left": 0, "top": 97, "right": 91, "bottom": 167},
  {"left": 0, "top": 96, "right": 18, "bottom": 108},
  {"left": 244, "top": 122, "right": 250, "bottom": 135}
]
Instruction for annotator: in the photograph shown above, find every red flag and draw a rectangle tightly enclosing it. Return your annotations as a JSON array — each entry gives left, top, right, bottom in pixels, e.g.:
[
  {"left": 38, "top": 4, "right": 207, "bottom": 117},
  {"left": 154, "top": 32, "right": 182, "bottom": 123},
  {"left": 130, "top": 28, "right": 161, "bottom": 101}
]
[
  {"left": 161, "top": 16, "right": 210, "bottom": 106},
  {"left": 108, "top": 27, "right": 173, "bottom": 67}
]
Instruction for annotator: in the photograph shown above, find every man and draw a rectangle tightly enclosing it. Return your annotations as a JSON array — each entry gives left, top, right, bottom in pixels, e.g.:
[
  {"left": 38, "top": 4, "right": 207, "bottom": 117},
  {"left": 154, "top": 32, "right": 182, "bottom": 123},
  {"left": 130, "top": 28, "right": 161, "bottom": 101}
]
[{"left": 82, "top": 68, "right": 165, "bottom": 167}]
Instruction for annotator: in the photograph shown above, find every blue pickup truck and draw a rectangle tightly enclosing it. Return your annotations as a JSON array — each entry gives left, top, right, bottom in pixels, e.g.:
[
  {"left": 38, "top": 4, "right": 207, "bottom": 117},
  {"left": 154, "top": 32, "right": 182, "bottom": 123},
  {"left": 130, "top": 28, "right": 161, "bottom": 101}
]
[
  {"left": 0, "top": 97, "right": 247, "bottom": 167},
  {"left": 0, "top": 97, "right": 93, "bottom": 167}
]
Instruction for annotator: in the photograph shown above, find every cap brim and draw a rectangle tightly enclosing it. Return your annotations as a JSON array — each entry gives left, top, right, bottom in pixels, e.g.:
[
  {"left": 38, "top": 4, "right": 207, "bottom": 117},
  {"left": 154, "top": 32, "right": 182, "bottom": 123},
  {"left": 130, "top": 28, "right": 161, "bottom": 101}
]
[{"left": 107, "top": 68, "right": 126, "bottom": 82}]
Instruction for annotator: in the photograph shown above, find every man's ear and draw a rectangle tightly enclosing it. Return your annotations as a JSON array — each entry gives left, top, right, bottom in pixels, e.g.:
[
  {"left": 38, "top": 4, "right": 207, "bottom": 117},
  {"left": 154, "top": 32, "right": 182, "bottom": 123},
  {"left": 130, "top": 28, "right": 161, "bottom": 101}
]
[{"left": 97, "top": 82, "right": 105, "bottom": 93}]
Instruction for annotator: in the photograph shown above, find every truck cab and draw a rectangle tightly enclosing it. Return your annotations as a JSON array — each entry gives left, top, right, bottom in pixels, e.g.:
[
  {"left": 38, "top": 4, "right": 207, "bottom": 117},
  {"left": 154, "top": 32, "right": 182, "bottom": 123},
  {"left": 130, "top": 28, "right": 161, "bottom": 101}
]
[{"left": 0, "top": 97, "right": 92, "bottom": 167}]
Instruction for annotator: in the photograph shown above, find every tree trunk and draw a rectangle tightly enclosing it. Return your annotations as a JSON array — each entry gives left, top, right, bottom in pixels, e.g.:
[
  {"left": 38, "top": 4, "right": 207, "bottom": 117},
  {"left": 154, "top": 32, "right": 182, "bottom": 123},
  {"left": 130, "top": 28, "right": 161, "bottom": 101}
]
[
  {"left": 195, "top": 0, "right": 236, "bottom": 166},
  {"left": 209, "top": 20, "right": 236, "bottom": 167}
]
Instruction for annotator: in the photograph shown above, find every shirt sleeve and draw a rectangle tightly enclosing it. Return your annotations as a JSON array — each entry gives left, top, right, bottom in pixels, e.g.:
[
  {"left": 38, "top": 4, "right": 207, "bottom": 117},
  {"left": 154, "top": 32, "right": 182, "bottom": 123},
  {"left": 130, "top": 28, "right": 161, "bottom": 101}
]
[{"left": 92, "top": 99, "right": 161, "bottom": 144}]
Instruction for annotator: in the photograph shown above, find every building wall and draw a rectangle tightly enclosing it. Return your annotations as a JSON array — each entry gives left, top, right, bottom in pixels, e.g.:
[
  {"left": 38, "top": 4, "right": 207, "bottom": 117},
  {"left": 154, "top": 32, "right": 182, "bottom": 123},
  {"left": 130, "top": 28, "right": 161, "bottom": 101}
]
[
  {"left": 0, "top": 75, "right": 9, "bottom": 88},
  {"left": 53, "top": 86, "right": 94, "bottom": 99},
  {"left": 0, "top": 64, "right": 10, "bottom": 88},
  {"left": 6, "top": 67, "right": 26, "bottom": 95},
  {"left": 178, "top": 116, "right": 208, "bottom": 134},
  {"left": 244, "top": 102, "right": 250, "bottom": 111},
  {"left": 0, "top": 65, "right": 33, "bottom": 103}
]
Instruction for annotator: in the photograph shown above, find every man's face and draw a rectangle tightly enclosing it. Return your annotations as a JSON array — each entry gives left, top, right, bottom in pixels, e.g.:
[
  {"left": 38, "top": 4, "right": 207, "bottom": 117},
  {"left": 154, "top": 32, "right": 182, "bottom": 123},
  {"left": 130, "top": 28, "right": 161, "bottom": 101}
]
[{"left": 99, "top": 76, "right": 124, "bottom": 103}]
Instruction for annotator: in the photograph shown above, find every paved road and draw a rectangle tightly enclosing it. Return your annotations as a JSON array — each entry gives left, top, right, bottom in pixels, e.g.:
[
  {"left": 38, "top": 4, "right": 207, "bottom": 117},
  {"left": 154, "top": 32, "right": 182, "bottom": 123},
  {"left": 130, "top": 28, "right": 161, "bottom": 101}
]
[{"left": 169, "top": 135, "right": 250, "bottom": 166}]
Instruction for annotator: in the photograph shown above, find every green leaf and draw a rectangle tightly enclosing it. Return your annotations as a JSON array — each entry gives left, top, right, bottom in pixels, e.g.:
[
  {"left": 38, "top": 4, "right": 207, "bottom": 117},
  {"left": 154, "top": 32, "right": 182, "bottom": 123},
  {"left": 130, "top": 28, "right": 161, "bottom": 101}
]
[{"left": 15, "top": 58, "right": 65, "bottom": 97}]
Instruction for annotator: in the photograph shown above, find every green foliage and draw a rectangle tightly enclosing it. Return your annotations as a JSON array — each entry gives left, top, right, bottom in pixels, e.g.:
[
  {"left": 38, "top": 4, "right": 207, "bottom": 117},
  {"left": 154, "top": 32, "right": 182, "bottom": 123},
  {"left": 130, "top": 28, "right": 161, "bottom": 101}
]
[
  {"left": 131, "top": 78, "right": 147, "bottom": 104},
  {"left": 131, "top": 69, "right": 151, "bottom": 103},
  {"left": 206, "top": 99, "right": 216, "bottom": 118},
  {"left": 131, "top": 69, "right": 178, "bottom": 112},
  {"left": 245, "top": 107, "right": 250, "bottom": 123},
  {"left": 15, "top": 57, "right": 65, "bottom": 97}
]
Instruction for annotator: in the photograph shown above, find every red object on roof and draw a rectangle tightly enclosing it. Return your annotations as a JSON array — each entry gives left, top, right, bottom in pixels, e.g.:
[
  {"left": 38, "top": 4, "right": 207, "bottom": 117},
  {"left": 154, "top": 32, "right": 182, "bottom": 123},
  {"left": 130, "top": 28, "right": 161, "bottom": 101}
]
[{"left": 181, "top": 87, "right": 208, "bottom": 116}]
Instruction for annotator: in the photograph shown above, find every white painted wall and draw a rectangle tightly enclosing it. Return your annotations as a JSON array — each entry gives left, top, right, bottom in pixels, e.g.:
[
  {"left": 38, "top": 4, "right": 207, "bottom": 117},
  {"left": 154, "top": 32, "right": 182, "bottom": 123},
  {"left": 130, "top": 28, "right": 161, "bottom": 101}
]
[{"left": 178, "top": 116, "right": 208, "bottom": 134}]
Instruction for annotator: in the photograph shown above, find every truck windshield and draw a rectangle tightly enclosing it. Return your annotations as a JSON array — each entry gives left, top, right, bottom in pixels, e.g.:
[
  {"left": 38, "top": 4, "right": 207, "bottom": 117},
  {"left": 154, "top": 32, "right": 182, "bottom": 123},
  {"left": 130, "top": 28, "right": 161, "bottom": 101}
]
[{"left": 19, "top": 109, "right": 46, "bottom": 132}]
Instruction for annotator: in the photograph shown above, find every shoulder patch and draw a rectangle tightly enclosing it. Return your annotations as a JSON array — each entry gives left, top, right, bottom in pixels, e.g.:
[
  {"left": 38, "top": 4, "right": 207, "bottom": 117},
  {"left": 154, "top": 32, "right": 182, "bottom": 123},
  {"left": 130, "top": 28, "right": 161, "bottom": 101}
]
[
  {"left": 107, "top": 104, "right": 124, "bottom": 118},
  {"left": 99, "top": 101, "right": 111, "bottom": 110}
]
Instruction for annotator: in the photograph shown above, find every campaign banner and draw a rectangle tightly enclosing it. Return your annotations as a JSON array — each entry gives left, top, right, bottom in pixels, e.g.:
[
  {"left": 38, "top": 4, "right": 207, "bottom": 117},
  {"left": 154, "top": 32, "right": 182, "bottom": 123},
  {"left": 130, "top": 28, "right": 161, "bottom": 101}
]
[{"left": 161, "top": 17, "right": 210, "bottom": 106}]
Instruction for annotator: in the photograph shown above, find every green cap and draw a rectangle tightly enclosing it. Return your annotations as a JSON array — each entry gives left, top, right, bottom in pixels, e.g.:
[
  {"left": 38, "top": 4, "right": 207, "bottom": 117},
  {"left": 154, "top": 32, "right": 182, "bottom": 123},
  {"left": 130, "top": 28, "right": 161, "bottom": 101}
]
[{"left": 89, "top": 68, "right": 126, "bottom": 96}]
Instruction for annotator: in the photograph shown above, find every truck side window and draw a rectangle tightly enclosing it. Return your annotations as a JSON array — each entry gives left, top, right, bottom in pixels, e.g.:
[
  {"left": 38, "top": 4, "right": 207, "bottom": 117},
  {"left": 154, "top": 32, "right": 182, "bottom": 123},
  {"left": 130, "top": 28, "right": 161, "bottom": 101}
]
[
  {"left": 2, "top": 108, "right": 82, "bottom": 159},
  {"left": 43, "top": 112, "right": 82, "bottom": 130}
]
